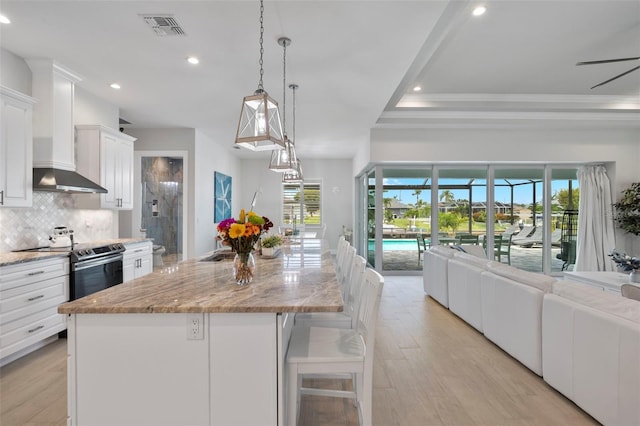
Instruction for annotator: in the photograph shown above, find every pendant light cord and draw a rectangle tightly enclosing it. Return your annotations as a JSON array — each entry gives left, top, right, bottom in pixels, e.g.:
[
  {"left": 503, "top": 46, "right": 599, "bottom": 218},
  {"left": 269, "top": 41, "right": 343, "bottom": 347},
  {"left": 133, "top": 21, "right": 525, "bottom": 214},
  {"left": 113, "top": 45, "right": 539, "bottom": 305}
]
[
  {"left": 258, "top": 0, "right": 265, "bottom": 92},
  {"left": 291, "top": 84, "right": 297, "bottom": 143},
  {"left": 282, "top": 39, "right": 287, "bottom": 136}
]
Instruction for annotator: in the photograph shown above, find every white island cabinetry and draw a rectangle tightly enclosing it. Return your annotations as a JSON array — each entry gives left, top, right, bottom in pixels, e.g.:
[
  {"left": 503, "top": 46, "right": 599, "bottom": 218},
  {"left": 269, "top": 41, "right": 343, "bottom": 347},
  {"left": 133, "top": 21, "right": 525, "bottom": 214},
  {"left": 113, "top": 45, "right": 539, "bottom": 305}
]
[
  {"left": 123, "top": 241, "right": 153, "bottom": 282},
  {"left": 74, "top": 125, "right": 136, "bottom": 210},
  {"left": 59, "top": 239, "right": 342, "bottom": 426},
  {"left": 0, "top": 256, "right": 69, "bottom": 365}
]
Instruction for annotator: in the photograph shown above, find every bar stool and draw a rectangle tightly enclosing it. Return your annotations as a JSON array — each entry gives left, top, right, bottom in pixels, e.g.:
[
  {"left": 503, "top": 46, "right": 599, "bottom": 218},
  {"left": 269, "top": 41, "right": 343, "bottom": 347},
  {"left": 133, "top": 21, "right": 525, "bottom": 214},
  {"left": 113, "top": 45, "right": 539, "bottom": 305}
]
[
  {"left": 295, "top": 255, "right": 366, "bottom": 329},
  {"left": 286, "top": 268, "right": 384, "bottom": 426}
]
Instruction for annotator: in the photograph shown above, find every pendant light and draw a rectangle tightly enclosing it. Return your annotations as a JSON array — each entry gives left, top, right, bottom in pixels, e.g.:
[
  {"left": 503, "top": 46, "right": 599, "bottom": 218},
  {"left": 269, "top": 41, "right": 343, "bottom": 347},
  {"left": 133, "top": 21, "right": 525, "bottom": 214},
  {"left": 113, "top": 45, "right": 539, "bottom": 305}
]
[
  {"left": 283, "top": 83, "right": 303, "bottom": 183},
  {"left": 269, "top": 37, "right": 299, "bottom": 172},
  {"left": 235, "top": 0, "right": 284, "bottom": 151}
]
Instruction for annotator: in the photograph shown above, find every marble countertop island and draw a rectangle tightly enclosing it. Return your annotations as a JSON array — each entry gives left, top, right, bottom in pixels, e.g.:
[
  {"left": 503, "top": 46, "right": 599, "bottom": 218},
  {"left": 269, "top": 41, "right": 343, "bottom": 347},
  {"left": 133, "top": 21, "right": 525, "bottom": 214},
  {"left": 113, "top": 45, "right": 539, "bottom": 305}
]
[
  {"left": 61, "top": 238, "right": 344, "bottom": 425},
  {"left": 59, "top": 239, "right": 343, "bottom": 314}
]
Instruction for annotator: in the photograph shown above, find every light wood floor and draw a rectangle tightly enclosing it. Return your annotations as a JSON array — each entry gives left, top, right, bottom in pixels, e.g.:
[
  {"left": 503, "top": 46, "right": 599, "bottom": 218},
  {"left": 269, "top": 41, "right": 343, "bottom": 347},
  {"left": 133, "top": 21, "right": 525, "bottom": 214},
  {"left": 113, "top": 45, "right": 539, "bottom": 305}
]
[{"left": 1, "top": 276, "right": 598, "bottom": 426}]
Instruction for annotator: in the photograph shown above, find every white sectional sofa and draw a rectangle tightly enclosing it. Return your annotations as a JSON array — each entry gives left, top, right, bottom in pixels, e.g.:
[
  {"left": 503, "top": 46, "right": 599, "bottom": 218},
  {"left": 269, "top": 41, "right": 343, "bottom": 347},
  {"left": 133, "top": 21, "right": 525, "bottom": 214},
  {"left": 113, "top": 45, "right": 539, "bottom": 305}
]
[
  {"left": 543, "top": 280, "right": 640, "bottom": 426},
  {"left": 480, "top": 263, "right": 556, "bottom": 376},
  {"left": 423, "top": 245, "right": 455, "bottom": 308},
  {"left": 422, "top": 245, "right": 640, "bottom": 425},
  {"left": 447, "top": 251, "right": 494, "bottom": 333}
]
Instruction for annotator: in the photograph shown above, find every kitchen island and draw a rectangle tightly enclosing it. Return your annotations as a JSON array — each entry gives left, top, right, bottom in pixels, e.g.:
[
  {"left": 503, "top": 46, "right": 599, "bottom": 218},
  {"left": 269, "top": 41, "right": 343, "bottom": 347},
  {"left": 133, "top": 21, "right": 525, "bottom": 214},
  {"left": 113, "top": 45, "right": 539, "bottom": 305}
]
[{"left": 58, "top": 238, "right": 342, "bottom": 426}]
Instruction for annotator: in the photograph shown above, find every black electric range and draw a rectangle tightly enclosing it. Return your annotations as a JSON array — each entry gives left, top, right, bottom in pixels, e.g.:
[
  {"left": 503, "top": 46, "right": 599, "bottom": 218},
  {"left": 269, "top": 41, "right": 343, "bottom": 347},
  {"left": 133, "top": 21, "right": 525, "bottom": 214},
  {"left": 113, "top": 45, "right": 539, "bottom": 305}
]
[{"left": 15, "top": 242, "right": 126, "bottom": 300}]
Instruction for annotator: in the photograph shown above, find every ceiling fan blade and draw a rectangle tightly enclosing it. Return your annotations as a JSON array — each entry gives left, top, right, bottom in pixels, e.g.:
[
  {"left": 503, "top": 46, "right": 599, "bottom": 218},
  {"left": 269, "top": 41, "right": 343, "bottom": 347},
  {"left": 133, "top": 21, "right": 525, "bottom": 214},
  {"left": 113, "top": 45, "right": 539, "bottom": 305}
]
[
  {"left": 577, "top": 57, "right": 640, "bottom": 66},
  {"left": 590, "top": 65, "right": 640, "bottom": 89}
]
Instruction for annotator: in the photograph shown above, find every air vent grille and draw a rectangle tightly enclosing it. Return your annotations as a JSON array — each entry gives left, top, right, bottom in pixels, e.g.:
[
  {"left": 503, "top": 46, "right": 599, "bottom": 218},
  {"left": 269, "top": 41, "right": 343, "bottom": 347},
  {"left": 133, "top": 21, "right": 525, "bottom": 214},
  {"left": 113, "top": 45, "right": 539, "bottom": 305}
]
[{"left": 140, "top": 14, "right": 186, "bottom": 36}]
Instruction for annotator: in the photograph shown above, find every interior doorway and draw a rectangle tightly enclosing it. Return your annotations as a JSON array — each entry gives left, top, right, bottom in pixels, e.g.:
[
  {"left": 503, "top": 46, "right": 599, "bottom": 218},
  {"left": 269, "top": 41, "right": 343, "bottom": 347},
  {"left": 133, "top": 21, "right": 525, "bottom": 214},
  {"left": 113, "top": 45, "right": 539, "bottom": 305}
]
[{"left": 133, "top": 151, "right": 188, "bottom": 266}]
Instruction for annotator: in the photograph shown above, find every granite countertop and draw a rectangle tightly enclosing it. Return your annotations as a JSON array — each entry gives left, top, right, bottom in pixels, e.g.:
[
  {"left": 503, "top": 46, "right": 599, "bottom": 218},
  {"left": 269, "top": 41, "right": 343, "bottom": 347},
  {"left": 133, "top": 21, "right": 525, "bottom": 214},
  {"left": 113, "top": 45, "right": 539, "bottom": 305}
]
[
  {"left": 59, "top": 239, "right": 343, "bottom": 314},
  {"left": 0, "top": 238, "right": 152, "bottom": 267},
  {"left": 0, "top": 251, "right": 71, "bottom": 266}
]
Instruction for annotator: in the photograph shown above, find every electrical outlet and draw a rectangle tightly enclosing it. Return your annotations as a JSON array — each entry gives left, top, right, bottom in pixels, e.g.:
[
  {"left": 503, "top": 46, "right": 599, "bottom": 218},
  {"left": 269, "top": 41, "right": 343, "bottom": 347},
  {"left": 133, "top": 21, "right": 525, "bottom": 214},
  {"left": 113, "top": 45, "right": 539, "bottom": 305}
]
[{"left": 186, "top": 314, "right": 204, "bottom": 340}]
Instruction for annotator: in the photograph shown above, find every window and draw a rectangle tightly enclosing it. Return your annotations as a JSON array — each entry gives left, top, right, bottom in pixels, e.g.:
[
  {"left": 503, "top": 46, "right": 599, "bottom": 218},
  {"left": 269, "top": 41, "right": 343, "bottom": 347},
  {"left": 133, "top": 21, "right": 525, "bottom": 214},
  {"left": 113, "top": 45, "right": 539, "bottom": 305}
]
[{"left": 282, "top": 180, "right": 322, "bottom": 229}]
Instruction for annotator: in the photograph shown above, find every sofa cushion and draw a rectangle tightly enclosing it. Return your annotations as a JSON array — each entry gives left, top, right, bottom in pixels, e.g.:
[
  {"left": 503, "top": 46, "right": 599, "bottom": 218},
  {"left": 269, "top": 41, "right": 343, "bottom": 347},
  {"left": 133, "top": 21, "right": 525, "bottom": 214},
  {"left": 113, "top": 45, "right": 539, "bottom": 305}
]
[
  {"left": 453, "top": 244, "right": 487, "bottom": 259},
  {"left": 452, "top": 251, "right": 492, "bottom": 268},
  {"left": 553, "top": 280, "right": 640, "bottom": 324},
  {"left": 429, "top": 245, "right": 456, "bottom": 258},
  {"left": 487, "top": 263, "right": 556, "bottom": 293}
]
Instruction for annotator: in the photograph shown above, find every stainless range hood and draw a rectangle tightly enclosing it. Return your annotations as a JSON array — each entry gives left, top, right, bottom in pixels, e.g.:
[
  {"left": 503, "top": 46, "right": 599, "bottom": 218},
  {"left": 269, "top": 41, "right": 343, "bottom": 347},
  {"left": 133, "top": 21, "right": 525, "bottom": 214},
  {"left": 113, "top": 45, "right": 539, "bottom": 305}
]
[
  {"left": 27, "top": 59, "right": 107, "bottom": 194},
  {"left": 33, "top": 168, "right": 107, "bottom": 193}
]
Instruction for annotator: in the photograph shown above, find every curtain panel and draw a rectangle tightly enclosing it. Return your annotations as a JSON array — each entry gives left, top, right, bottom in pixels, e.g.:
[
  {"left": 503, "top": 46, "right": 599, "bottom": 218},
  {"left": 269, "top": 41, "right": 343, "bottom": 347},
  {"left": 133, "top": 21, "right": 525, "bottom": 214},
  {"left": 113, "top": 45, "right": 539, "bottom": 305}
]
[{"left": 575, "top": 165, "right": 616, "bottom": 271}]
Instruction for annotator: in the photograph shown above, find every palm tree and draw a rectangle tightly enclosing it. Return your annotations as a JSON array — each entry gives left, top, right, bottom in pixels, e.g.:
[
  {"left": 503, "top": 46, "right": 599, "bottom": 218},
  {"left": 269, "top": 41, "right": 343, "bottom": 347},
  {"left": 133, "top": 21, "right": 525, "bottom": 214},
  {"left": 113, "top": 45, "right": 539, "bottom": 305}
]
[
  {"left": 411, "top": 189, "right": 422, "bottom": 206},
  {"left": 439, "top": 190, "right": 454, "bottom": 204}
]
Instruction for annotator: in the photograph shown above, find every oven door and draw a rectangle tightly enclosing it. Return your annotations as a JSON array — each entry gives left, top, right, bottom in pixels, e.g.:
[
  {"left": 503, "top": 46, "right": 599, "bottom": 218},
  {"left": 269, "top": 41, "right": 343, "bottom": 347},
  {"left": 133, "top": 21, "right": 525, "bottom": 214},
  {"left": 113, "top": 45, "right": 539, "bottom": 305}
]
[{"left": 71, "top": 253, "right": 124, "bottom": 300}]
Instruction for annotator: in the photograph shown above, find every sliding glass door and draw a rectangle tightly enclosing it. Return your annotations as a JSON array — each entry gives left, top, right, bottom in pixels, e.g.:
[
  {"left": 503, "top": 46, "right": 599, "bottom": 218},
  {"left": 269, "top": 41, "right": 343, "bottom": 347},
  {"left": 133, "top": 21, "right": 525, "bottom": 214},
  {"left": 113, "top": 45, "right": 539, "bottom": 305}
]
[{"left": 356, "top": 163, "right": 580, "bottom": 276}]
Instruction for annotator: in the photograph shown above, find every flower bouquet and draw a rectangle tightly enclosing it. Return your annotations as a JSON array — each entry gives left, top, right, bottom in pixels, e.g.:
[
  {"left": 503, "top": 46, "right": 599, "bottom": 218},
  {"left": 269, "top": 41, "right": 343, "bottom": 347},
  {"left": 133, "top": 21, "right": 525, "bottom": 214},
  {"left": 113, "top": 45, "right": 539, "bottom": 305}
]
[
  {"left": 217, "top": 209, "right": 273, "bottom": 285},
  {"left": 609, "top": 250, "right": 640, "bottom": 272}
]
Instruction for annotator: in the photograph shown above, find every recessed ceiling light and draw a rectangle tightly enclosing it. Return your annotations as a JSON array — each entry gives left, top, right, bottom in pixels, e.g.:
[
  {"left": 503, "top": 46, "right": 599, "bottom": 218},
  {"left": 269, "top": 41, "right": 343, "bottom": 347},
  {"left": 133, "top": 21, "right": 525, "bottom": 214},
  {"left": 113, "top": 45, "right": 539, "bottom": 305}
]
[
  {"left": 473, "top": 6, "right": 486, "bottom": 16},
  {"left": 187, "top": 56, "right": 199, "bottom": 65},
  {"left": 413, "top": 86, "right": 422, "bottom": 92},
  {"left": 0, "top": 14, "right": 11, "bottom": 24},
  {"left": 110, "top": 83, "right": 121, "bottom": 90}
]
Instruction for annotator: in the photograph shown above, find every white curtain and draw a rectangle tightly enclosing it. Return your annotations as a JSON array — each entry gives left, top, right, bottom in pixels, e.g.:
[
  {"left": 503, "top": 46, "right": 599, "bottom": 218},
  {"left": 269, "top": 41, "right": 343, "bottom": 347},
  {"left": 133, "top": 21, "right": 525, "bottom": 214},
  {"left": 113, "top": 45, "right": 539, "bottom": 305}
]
[{"left": 575, "top": 165, "right": 616, "bottom": 271}]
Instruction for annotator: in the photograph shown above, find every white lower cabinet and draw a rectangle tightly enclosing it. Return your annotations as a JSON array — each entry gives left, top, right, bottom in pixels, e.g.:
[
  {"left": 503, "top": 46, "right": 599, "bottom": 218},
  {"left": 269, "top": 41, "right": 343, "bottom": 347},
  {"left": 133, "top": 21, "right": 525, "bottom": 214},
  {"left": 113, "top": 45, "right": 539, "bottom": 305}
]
[
  {"left": 123, "top": 241, "right": 153, "bottom": 282},
  {"left": 0, "top": 257, "right": 69, "bottom": 364},
  {"left": 67, "top": 313, "right": 278, "bottom": 425}
]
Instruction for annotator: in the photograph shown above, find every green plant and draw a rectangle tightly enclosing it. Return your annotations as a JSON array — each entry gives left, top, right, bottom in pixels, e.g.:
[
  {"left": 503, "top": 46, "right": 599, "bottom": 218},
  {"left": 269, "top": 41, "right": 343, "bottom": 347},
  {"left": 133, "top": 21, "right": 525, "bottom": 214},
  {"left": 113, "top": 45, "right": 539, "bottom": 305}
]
[
  {"left": 261, "top": 235, "right": 283, "bottom": 248},
  {"left": 613, "top": 182, "right": 640, "bottom": 236},
  {"left": 439, "top": 212, "right": 462, "bottom": 235}
]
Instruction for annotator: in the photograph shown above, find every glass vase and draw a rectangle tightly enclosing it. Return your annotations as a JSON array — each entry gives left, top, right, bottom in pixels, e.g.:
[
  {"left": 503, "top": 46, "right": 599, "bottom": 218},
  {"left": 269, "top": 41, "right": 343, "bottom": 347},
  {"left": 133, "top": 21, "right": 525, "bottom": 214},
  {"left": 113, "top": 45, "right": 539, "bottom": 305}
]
[
  {"left": 630, "top": 270, "right": 640, "bottom": 284},
  {"left": 233, "top": 252, "right": 255, "bottom": 285}
]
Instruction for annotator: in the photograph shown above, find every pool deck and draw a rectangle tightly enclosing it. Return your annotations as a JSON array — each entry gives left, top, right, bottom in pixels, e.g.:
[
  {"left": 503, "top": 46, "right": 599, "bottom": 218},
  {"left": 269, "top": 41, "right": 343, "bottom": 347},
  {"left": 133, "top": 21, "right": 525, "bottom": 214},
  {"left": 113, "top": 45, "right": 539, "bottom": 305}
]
[{"left": 374, "top": 244, "right": 570, "bottom": 274}]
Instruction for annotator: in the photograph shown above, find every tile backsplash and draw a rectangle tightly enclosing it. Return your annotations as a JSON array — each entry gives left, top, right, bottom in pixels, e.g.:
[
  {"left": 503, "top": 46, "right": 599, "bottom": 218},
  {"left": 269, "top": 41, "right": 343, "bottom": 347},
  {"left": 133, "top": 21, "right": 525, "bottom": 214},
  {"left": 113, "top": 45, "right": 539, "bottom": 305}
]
[{"left": 0, "top": 192, "right": 115, "bottom": 252}]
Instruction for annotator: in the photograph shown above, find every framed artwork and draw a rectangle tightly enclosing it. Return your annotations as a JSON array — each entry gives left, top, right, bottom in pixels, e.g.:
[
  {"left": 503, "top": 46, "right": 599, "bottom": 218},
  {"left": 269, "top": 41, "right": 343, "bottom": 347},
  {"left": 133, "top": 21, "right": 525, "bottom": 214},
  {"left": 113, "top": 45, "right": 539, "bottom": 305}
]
[{"left": 214, "top": 171, "right": 232, "bottom": 222}]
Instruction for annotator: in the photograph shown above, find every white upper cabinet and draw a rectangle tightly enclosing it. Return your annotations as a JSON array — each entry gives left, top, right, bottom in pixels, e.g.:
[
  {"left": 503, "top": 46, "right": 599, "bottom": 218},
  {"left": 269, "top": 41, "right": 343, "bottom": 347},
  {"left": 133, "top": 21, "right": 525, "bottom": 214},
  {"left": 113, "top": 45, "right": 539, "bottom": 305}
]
[
  {"left": 74, "top": 125, "right": 136, "bottom": 210},
  {"left": 0, "top": 86, "right": 36, "bottom": 208}
]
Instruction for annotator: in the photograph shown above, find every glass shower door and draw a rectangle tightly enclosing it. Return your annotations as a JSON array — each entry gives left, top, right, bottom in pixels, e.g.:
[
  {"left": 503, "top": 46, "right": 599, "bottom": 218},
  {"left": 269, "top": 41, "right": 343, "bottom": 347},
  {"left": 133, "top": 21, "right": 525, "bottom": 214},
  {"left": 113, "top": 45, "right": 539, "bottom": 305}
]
[{"left": 140, "top": 156, "right": 184, "bottom": 265}]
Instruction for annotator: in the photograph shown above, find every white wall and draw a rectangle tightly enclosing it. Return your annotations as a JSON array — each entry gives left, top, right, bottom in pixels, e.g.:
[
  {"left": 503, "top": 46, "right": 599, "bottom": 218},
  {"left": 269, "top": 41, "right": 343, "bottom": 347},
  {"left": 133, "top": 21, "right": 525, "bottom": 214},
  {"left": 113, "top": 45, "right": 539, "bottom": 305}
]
[
  {"left": 74, "top": 86, "right": 119, "bottom": 130},
  {"left": 0, "top": 48, "right": 31, "bottom": 94},
  {"left": 370, "top": 126, "right": 640, "bottom": 253},
  {"left": 193, "top": 130, "right": 242, "bottom": 256},
  {"left": 239, "top": 158, "right": 353, "bottom": 250}
]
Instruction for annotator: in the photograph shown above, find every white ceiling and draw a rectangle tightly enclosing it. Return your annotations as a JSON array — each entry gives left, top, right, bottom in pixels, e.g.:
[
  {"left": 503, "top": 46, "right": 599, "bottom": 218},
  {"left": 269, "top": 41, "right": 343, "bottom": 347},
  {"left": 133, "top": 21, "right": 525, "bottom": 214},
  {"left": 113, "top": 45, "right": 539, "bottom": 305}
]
[{"left": 1, "top": 1, "right": 639, "bottom": 161}]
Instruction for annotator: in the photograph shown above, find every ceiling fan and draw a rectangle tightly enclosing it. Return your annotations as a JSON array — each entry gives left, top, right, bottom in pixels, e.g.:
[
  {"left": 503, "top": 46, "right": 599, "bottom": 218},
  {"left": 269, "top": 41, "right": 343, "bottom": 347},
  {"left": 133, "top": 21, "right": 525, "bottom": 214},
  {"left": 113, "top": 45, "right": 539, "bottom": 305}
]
[{"left": 576, "top": 56, "right": 640, "bottom": 89}]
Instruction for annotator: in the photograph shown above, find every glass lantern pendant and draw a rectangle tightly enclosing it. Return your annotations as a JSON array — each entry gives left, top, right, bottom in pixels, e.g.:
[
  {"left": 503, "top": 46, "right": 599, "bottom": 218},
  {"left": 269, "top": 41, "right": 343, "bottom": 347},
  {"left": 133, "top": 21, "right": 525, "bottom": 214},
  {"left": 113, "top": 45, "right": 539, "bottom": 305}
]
[
  {"left": 234, "top": 0, "right": 284, "bottom": 151},
  {"left": 236, "top": 89, "right": 283, "bottom": 151},
  {"left": 269, "top": 136, "right": 298, "bottom": 172},
  {"left": 283, "top": 160, "right": 303, "bottom": 183}
]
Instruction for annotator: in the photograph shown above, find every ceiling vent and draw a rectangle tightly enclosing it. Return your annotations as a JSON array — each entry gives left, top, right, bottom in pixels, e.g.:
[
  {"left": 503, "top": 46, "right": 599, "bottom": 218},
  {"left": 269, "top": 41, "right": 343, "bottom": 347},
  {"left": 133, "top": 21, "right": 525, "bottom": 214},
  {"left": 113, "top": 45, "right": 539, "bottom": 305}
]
[{"left": 140, "top": 14, "right": 186, "bottom": 36}]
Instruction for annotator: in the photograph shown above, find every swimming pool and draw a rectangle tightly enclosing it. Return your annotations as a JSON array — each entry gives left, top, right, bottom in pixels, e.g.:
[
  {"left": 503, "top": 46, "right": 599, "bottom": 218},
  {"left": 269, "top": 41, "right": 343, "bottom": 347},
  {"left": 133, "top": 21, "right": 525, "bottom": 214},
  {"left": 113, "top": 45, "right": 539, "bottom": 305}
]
[{"left": 367, "top": 239, "right": 422, "bottom": 251}]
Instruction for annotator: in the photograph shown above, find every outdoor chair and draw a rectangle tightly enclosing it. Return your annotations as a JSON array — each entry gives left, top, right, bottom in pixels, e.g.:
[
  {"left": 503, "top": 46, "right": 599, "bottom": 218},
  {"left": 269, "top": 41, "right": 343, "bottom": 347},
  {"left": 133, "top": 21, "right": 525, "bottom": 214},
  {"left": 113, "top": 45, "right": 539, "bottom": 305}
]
[
  {"left": 556, "top": 240, "right": 576, "bottom": 271},
  {"left": 482, "top": 234, "right": 511, "bottom": 263},
  {"left": 511, "top": 226, "right": 541, "bottom": 247},
  {"left": 498, "top": 234, "right": 512, "bottom": 264},
  {"left": 417, "top": 235, "right": 429, "bottom": 263},
  {"left": 457, "top": 234, "right": 479, "bottom": 245}
]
